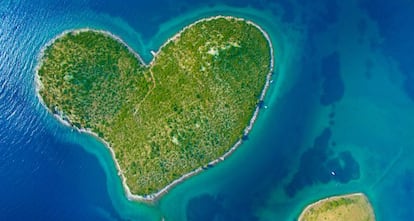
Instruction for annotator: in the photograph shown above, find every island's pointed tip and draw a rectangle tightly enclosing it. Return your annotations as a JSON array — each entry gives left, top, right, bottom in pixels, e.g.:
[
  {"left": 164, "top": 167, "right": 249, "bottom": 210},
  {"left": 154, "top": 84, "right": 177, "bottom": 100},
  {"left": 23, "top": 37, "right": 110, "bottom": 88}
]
[{"left": 151, "top": 50, "right": 156, "bottom": 57}]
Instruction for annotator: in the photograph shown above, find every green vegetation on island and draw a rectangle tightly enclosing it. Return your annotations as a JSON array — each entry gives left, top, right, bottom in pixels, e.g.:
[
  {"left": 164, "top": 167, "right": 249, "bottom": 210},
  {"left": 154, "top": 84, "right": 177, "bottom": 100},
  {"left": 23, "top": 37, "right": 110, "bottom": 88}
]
[
  {"left": 298, "top": 193, "right": 375, "bottom": 221},
  {"left": 37, "top": 17, "right": 272, "bottom": 196}
]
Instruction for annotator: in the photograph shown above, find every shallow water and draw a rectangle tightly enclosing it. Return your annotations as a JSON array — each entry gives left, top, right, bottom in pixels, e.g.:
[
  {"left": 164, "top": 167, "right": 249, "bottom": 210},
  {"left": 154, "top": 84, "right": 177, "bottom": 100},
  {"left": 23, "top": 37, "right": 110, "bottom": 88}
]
[{"left": 1, "top": 0, "right": 414, "bottom": 220}]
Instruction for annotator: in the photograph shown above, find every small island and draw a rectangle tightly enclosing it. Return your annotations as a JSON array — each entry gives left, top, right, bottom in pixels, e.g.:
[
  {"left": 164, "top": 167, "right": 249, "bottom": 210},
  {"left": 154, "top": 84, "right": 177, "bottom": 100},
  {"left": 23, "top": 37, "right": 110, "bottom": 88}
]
[
  {"left": 36, "top": 16, "right": 273, "bottom": 200},
  {"left": 298, "top": 193, "right": 375, "bottom": 221}
]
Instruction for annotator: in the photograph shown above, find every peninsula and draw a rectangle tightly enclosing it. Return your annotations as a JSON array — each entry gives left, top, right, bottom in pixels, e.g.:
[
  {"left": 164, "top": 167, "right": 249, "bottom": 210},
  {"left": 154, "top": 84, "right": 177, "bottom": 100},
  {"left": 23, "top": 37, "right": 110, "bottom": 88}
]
[
  {"left": 298, "top": 193, "right": 375, "bottom": 221},
  {"left": 36, "top": 16, "right": 273, "bottom": 200}
]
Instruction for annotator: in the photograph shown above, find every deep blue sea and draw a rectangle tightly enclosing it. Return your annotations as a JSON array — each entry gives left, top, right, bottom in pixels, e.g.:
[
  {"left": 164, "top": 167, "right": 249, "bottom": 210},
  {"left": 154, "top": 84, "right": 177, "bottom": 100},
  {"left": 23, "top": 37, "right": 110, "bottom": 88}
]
[{"left": 1, "top": 0, "right": 414, "bottom": 220}]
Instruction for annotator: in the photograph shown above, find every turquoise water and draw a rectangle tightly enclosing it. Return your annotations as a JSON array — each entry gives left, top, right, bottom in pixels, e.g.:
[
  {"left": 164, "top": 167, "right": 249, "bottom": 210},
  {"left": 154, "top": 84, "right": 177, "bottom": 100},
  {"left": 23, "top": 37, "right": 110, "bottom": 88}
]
[{"left": 1, "top": 0, "right": 414, "bottom": 220}]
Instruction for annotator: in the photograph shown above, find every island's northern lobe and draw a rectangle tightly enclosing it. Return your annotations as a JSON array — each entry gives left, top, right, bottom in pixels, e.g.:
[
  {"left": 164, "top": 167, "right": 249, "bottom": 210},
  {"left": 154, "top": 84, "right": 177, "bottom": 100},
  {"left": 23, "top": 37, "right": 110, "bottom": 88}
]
[{"left": 36, "top": 17, "right": 272, "bottom": 198}]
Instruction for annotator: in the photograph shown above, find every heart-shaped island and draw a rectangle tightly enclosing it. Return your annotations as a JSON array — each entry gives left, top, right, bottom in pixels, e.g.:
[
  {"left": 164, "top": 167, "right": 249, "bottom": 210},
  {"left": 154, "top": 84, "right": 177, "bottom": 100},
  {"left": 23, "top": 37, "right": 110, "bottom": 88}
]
[{"left": 36, "top": 16, "right": 273, "bottom": 201}]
